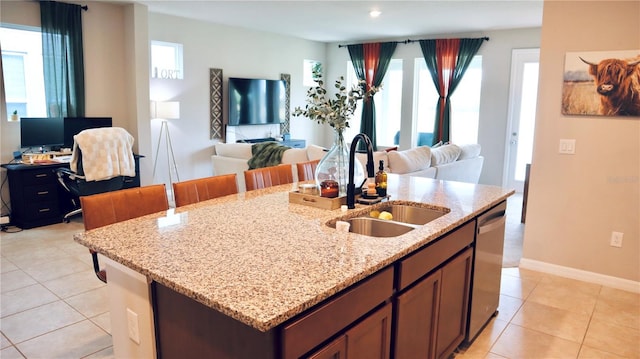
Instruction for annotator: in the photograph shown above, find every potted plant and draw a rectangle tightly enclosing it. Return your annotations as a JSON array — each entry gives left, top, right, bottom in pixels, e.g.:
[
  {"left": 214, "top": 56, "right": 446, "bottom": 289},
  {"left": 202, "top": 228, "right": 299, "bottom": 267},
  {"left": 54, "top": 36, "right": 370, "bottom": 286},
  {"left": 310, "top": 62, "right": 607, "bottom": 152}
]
[{"left": 10, "top": 110, "right": 19, "bottom": 122}]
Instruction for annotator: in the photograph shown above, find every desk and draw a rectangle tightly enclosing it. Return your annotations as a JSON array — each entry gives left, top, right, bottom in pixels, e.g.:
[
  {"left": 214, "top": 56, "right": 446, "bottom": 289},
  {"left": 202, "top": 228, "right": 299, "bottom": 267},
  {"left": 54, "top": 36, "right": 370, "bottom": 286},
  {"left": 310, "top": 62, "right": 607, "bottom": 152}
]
[{"left": 1, "top": 156, "right": 142, "bottom": 229}]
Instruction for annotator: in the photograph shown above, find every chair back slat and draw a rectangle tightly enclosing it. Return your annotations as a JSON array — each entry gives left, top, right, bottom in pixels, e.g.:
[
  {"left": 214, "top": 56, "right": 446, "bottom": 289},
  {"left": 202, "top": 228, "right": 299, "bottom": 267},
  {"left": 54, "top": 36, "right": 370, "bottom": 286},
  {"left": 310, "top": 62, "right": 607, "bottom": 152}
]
[
  {"left": 173, "top": 174, "right": 238, "bottom": 207},
  {"left": 244, "top": 164, "right": 294, "bottom": 191}
]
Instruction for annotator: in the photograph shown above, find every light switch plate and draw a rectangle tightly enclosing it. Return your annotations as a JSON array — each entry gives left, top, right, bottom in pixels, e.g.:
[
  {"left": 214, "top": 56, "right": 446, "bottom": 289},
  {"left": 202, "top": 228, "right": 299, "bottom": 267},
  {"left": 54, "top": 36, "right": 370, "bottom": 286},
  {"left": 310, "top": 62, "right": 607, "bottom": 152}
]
[{"left": 559, "top": 139, "right": 576, "bottom": 154}]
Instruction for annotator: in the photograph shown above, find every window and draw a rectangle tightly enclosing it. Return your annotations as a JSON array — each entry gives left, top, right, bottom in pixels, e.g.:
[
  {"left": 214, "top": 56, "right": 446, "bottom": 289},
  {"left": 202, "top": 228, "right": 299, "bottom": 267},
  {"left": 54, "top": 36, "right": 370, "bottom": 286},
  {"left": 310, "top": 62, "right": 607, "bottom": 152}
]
[
  {"left": 1, "top": 26, "right": 47, "bottom": 118},
  {"left": 345, "top": 59, "right": 403, "bottom": 147},
  {"left": 151, "top": 41, "right": 183, "bottom": 80},
  {"left": 413, "top": 56, "right": 482, "bottom": 145}
]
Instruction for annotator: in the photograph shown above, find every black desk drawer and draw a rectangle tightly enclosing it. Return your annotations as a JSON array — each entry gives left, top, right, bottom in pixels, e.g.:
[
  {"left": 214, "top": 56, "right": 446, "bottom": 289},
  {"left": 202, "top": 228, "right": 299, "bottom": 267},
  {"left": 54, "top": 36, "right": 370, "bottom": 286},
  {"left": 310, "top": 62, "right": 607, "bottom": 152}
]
[
  {"left": 25, "top": 201, "right": 60, "bottom": 219},
  {"left": 20, "top": 168, "right": 57, "bottom": 185},
  {"left": 24, "top": 184, "right": 59, "bottom": 202}
]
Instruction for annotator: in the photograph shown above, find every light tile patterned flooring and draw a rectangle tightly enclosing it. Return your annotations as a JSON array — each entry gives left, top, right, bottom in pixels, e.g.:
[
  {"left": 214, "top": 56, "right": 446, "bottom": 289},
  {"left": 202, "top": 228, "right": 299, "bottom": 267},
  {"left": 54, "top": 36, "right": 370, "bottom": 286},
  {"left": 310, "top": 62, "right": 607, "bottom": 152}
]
[{"left": 2, "top": 210, "right": 639, "bottom": 358}]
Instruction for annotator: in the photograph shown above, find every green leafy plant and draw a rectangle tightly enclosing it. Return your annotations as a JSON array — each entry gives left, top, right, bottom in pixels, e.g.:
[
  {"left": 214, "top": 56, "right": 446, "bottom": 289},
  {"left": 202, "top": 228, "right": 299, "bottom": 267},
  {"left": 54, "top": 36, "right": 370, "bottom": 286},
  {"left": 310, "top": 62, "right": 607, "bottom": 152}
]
[
  {"left": 12, "top": 110, "right": 17, "bottom": 115},
  {"left": 293, "top": 69, "right": 380, "bottom": 132}
]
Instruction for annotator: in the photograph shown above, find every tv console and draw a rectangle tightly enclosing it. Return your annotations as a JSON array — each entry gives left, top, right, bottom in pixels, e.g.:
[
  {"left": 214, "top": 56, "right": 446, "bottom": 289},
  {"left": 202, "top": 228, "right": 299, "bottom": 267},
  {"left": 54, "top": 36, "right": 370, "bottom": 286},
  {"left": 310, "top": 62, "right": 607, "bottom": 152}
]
[{"left": 237, "top": 138, "right": 306, "bottom": 148}]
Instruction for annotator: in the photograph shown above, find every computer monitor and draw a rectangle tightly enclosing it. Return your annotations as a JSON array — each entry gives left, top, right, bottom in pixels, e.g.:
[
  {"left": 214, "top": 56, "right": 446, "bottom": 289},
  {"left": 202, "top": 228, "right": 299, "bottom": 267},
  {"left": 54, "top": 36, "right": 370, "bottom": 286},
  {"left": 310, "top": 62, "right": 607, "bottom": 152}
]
[
  {"left": 20, "top": 117, "right": 64, "bottom": 149},
  {"left": 63, "top": 117, "right": 113, "bottom": 148}
]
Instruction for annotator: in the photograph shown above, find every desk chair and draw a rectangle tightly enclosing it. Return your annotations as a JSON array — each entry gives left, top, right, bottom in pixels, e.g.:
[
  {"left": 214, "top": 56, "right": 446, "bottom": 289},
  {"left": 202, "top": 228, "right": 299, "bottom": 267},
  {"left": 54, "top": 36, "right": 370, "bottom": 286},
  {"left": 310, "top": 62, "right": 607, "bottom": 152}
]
[
  {"left": 173, "top": 174, "right": 238, "bottom": 207},
  {"left": 56, "top": 127, "right": 136, "bottom": 222},
  {"left": 244, "top": 164, "right": 294, "bottom": 191},
  {"left": 296, "top": 159, "right": 320, "bottom": 182},
  {"left": 80, "top": 184, "right": 169, "bottom": 282}
]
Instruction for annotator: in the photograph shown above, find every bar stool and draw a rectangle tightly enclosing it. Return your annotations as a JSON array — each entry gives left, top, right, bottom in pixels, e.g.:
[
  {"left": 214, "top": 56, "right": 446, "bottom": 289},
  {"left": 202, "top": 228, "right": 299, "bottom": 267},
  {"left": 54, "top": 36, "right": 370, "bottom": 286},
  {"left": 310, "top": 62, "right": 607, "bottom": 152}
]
[
  {"left": 244, "top": 164, "right": 294, "bottom": 191},
  {"left": 173, "top": 173, "right": 238, "bottom": 207}
]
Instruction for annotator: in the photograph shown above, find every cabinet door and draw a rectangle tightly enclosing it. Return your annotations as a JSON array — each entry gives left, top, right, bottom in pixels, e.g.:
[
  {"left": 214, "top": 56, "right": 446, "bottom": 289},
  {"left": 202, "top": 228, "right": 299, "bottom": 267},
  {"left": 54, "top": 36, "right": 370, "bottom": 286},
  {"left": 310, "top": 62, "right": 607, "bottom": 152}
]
[
  {"left": 308, "top": 303, "right": 392, "bottom": 359},
  {"left": 346, "top": 302, "right": 392, "bottom": 359},
  {"left": 395, "top": 271, "right": 441, "bottom": 359},
  {"left": 435, "top": 247, "right": 473, "bottom": 359}
]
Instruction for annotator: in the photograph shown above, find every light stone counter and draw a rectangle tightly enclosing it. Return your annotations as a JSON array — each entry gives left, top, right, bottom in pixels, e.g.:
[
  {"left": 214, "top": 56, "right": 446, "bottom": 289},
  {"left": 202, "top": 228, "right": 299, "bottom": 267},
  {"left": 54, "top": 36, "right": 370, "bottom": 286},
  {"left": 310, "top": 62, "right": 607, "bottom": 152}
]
[{"left": 74, "top": 174, "right": 513, "bottom": 332}]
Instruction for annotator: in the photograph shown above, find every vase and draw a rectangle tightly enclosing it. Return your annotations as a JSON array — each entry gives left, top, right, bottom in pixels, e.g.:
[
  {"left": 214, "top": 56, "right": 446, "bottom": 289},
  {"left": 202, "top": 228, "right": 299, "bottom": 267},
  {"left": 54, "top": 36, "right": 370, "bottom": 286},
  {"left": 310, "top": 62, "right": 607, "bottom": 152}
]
[{"left": 315, "top": 129, "right": 365, "bottom": 197}]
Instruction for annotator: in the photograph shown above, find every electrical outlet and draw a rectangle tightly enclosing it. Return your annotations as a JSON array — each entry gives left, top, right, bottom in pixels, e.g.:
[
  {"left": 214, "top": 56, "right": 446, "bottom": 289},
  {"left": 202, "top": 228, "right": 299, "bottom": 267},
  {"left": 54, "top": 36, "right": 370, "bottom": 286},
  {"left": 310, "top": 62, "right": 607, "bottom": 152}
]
[
  {"left": 127, "top": 308, "right": 140, "bottom": 344},
  {"left": 610, "top": 232, "right": 623, "bottom": 248}
]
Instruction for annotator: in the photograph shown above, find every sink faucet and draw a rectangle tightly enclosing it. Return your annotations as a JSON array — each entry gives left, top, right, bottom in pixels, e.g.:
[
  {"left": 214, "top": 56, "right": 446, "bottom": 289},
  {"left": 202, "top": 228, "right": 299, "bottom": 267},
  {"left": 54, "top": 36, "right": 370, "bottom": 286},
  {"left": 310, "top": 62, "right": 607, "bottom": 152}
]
[{"left": 347, "top": 133, "right": 375, "bottom": 209}]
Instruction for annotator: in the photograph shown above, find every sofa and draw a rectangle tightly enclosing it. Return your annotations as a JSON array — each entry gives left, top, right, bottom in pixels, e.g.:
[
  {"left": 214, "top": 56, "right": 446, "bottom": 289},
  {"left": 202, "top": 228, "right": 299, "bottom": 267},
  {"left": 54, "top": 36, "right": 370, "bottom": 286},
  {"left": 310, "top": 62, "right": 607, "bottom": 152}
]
[{"left": 211, "top": 142, "right": 483, "bottom": 192}]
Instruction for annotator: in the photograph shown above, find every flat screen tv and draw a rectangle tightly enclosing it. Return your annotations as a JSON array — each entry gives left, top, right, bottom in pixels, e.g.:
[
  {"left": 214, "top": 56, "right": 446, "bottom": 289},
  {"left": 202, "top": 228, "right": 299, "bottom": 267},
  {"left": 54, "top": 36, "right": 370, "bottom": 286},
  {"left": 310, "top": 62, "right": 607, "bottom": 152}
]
[
  {"left": 228, "top": 77, "right": 286, "bottom": 126},
  {"left": 20, "top": 117, "right": 64, "bottom": 149},
  {"left": 63, "top": 117, "right": 113, "bottom": 147}
]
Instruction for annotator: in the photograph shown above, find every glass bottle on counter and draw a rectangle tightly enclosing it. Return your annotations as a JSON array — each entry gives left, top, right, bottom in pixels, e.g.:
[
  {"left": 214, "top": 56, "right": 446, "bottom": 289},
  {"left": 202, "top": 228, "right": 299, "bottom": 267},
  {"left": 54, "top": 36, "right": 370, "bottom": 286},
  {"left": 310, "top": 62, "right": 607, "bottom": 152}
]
[{"left": 375, "top": 160, "right": 387, "bottom": 197}]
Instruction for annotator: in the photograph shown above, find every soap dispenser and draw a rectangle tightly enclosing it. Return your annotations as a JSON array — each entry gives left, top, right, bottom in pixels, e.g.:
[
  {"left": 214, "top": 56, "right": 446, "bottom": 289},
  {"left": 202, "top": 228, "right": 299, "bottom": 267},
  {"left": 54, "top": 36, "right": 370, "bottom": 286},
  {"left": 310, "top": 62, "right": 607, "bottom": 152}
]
[{"left": 375, "top": 160, "right": 387, "bottom": 197}]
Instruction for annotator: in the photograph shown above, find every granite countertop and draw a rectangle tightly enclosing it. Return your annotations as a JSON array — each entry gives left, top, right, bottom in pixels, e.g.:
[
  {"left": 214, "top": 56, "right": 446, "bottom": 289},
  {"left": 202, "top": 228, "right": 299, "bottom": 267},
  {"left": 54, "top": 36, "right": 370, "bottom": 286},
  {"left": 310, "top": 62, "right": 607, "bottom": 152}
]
[{"left": 74, "top": 174, "right": 513, "bottom": 332}]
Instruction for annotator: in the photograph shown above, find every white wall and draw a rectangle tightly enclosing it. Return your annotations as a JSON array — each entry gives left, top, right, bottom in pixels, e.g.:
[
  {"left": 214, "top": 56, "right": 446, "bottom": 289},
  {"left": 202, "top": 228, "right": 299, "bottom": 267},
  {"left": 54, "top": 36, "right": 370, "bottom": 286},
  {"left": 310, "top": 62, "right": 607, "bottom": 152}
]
[
  {"left": 522, "top": 1, "right": 639, "bottom": 284},
  {"left": 325, "top": 28, "right": 541, "bottom": 186},
  {"left": 148, "top": 13, "right": 326, "bottom": 184}
]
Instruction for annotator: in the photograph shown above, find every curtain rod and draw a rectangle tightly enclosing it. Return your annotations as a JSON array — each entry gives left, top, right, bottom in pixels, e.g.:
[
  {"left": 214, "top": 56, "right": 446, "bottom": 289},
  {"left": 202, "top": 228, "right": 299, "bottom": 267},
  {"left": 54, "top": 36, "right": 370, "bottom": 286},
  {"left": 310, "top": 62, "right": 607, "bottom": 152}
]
[
  {"left": 337, "top": 40, "right": 409, "bottom": 48},
  {"left": 406, "top": 36, "right": 489, "bottom": 43}
]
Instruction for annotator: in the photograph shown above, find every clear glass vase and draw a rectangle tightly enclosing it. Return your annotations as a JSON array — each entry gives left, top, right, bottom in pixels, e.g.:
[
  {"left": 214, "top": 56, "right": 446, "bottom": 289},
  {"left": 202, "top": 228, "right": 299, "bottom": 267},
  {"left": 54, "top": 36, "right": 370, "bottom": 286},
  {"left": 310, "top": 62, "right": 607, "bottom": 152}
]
[{"left": 315, "top": 129, "right": 365, "bottom": 197}]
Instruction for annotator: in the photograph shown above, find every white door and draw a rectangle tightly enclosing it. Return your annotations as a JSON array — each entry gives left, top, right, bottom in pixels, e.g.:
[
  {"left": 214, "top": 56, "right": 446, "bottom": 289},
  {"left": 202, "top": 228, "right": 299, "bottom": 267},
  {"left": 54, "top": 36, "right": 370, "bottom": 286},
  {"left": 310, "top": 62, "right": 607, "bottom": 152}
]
[{"left": 504, "top": 48, "right": 540, "bottom": 192}]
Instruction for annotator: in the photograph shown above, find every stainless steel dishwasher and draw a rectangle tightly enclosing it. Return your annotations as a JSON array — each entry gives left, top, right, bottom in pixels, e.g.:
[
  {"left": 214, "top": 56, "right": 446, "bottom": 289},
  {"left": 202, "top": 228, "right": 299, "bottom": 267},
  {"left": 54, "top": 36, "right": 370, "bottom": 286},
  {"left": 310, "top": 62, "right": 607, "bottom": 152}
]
[{"left": 465, "top": 200, "right": 507, "bottom": 344}]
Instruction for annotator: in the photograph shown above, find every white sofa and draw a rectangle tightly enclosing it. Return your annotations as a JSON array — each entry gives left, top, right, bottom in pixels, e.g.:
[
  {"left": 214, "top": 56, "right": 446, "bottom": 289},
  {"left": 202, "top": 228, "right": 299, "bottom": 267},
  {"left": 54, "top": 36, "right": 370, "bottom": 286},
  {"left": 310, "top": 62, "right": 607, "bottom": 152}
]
[{"left": 211, "top": 142, "right": 483, "bottom": 192}]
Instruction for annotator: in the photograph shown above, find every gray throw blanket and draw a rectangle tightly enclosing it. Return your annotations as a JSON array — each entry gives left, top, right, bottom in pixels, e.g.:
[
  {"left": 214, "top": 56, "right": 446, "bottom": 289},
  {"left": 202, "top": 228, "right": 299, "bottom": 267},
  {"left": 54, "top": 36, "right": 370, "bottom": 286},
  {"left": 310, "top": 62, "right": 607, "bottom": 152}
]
[{"left": 247, "top": 142, "right": 291, "bottom": 169}]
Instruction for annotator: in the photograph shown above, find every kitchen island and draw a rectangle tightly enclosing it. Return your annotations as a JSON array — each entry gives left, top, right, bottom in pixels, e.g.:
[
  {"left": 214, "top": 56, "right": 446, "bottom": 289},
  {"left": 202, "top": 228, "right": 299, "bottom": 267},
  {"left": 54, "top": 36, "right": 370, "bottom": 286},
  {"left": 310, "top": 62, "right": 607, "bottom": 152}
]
[{"left": 74, "top": 174, "right": 513, "bottom": 358}]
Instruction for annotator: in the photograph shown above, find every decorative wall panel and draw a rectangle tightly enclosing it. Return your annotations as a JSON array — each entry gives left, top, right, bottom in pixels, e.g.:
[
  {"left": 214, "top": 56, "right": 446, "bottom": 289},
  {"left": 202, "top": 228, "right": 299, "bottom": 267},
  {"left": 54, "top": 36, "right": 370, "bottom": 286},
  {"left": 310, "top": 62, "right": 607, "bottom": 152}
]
[
  {"left": 210, "top": 68, "right": 224, "bottom": 140},
  {"left": 280, "top": 73, "right": 291, "bottom": 135}
]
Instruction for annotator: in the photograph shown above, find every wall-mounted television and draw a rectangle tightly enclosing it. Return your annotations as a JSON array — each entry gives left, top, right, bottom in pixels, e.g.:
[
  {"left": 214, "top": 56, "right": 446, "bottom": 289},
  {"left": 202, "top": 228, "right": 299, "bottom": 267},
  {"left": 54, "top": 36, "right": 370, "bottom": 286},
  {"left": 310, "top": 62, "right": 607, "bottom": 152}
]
[
  {"left": 228, "top": 77, "right": 286, "bottom": 126},
  {"left": 63, "top": 117, "right": 112, "bottom": 147},
  {"left": 20, "top": 117, "right": 64, "bottom": 149}
]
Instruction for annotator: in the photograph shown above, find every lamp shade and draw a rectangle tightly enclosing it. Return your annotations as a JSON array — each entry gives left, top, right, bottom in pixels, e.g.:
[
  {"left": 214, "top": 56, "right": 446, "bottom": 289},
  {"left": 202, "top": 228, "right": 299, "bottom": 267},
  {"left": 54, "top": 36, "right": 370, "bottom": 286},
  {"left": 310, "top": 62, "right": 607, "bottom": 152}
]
[{"left": 151, "top": 101, "right": 180, "bottom": 120}]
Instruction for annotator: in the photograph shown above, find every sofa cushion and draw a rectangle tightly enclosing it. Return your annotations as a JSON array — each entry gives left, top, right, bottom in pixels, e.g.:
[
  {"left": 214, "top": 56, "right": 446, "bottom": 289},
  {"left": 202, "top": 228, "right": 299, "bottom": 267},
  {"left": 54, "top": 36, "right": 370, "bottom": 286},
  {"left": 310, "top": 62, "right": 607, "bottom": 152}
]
[
  {"left": 387, "top": 146, "right": 431, "bottom": 174},
  {"left": 430, "top": 144, "right": 461, "bottom": 165},
  {"left": 214, "top": 143, "right": 252, "bottom": 160},
  {"left": 356, "top": 151, "right": 390, "bottom": 173},
  {"left": 281, "top": 148, "right": 309, "bottom": 164},
  {"left": 307, "top": 144, "right": 327, "bottom": 162},
  {"left": 457, "top": 144, "right": 482, "bottom": 160}
]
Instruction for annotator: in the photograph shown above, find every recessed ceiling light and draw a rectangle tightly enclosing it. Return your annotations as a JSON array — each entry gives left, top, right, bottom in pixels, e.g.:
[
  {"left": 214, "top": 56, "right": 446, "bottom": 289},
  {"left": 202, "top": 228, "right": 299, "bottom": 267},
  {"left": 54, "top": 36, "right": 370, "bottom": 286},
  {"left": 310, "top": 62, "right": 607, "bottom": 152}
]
[{"left": 369, "top": 10, "right": 381, "bottom": 18}]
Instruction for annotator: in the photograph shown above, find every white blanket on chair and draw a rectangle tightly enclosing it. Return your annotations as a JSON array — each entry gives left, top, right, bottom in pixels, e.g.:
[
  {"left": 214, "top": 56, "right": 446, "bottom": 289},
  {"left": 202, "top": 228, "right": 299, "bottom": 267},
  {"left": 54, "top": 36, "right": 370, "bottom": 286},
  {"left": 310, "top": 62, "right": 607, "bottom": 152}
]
[{"left": 70, "top": 127, "right": 135, "bottom": 181}]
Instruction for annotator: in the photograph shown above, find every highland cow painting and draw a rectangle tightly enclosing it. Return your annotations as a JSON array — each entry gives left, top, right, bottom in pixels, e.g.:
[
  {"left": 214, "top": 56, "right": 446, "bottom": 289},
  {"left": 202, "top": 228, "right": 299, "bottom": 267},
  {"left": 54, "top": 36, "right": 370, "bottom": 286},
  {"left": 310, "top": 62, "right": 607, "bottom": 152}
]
[{"left": 562, "top": 50, "right": 640, "bottom": 117}]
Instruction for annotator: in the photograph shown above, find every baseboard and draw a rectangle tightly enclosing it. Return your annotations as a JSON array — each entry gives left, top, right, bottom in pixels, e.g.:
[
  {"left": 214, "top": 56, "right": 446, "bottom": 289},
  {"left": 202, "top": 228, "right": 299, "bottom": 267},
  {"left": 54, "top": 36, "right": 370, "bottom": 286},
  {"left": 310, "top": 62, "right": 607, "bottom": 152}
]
[{"left": 519, "top": 258, "right": 640, "bottom": 294}]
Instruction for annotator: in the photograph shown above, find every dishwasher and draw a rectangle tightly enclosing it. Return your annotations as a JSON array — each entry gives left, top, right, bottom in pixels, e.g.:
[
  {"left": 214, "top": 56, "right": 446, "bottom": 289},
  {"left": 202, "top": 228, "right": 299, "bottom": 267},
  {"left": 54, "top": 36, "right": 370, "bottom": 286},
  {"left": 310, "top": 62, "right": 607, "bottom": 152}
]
[{"left": 465, "top": 200, "right": 507, "bottom": 344}]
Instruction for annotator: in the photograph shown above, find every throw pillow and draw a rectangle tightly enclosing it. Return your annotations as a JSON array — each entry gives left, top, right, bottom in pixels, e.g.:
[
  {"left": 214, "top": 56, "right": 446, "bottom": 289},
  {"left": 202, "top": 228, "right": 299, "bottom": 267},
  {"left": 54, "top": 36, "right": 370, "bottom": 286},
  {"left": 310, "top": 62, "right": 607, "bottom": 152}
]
[
  {"left": 387, "top": 146, "right": 431, "bottom": 174},
  {"left": 430, "top": 144, "right": 462, "bottom": 165},
  {"left": 356, "top": 151, "right": 390, "bottom": 173},
  {"left": 457, "top": 144, "right": 482, "bottom": 160}
]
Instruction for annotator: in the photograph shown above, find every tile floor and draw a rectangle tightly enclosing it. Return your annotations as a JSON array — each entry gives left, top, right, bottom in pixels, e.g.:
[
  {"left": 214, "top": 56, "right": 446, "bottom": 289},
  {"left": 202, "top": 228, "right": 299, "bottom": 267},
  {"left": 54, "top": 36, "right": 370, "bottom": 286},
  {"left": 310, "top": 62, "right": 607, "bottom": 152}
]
[{"left": 1, "top": 207, "right": 639, "bottom": 358}]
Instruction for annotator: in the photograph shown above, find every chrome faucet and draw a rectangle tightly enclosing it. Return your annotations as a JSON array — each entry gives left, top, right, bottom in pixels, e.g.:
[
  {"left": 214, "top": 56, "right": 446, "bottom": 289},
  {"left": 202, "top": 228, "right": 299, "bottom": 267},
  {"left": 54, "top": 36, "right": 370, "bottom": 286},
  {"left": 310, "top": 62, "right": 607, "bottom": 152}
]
[{"left": 347, "top": 133, "right": 375, "bottom": 209}]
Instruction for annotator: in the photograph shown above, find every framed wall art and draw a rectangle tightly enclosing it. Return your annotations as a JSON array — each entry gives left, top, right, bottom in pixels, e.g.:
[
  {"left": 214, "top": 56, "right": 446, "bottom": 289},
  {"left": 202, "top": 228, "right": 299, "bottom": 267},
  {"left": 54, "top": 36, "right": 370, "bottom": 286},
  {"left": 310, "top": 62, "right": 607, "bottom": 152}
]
[{"left": 562, "top": 50, "right": 639, "bottom": 117}]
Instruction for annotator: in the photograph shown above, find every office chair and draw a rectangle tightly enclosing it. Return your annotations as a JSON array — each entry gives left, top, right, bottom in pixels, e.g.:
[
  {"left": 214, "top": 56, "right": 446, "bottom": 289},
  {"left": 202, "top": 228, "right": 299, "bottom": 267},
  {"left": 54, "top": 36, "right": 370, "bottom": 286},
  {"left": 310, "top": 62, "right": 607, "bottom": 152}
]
[
  {"left": 56, "top": 127, "right": 136, "bottom": 222},
  {"left": 244, "top": 164, "right": 294, "bottom": 191},
  {"left": 80, "top": 184, "right": 169, "bottom": 282},
  {"left": 173, "top": 173, "right": 238, "bottom": 207},
  {"left": 296, "top": 159, "right": 320, "bottom": 182}
]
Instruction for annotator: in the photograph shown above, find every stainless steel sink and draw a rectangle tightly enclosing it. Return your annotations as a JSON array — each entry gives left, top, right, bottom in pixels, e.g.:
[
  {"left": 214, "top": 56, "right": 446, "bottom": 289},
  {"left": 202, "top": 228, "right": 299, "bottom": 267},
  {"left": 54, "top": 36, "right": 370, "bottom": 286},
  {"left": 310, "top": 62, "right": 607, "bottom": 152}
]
[
  {"left": 376, "top": 204, "right": 446, "bottom": 225},
  {"left": 336, "top": 217, "right": 418, "bottom": 237}
]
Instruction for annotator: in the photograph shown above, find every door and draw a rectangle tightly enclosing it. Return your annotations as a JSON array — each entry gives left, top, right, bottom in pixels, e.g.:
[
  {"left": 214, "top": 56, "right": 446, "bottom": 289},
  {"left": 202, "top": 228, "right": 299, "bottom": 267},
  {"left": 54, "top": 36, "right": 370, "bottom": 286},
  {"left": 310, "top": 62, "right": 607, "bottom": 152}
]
[{"left": 505, "top": 48, "right": 540, "bottom": 192}]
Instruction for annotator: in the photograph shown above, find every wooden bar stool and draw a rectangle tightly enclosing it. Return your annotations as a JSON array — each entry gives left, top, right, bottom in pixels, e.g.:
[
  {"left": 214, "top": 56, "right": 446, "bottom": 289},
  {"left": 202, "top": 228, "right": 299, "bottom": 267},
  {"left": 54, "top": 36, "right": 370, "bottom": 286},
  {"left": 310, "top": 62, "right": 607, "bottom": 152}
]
[
  {"left": 244, "top": 164, "right": 294, "bottom": 191},
  {"left": 80, "top": 184, "right": 169, "bottom": 282},
  {"left": 296, "top": 159, "right": 320, "bottom": 182},
  {"left": 173, "top": 173, "right": 238, "bottom": 207}
]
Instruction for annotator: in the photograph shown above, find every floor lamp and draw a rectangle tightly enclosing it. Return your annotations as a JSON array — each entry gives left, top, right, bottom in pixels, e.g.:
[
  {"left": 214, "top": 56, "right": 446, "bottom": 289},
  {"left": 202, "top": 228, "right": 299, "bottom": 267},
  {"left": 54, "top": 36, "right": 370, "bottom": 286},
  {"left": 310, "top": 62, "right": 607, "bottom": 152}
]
[{"left": 151, "top": 101, "right": 180, "bottom": 200}]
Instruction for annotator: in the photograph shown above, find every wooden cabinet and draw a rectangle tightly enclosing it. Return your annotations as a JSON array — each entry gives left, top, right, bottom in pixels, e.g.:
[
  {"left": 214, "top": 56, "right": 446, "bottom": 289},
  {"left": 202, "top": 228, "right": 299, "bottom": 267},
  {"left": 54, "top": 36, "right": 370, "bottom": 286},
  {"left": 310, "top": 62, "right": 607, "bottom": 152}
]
[{"left": 394, "top": 221, "right": 474, "bottom": 359}]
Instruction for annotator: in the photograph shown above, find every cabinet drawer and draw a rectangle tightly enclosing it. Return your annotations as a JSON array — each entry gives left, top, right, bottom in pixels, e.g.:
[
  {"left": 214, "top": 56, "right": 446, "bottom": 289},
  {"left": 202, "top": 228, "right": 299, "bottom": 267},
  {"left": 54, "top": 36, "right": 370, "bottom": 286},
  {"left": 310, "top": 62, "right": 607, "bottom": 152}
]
[
  {"left": 398, "top": 221, "right": 474, "bottom": 291},
  {"left": 20, "top": 168, "right": 57, "bottom": 185},
  {"left": 26, "top": 201, "right": 60, "bottom": 219},
  {"left": 24, "top": 184, "right": 59, "bottom": 202},
  {"left": 282, "top": 266, "right": 394, "bottom": 359}
]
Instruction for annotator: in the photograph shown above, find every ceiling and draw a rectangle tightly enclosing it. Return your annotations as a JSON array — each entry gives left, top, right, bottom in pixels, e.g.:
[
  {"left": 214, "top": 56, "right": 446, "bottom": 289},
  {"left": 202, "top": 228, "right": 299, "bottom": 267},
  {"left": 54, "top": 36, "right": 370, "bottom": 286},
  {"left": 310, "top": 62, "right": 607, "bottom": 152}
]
[{"left": 137, "top": 0, "right": 544, "bottom": 43}]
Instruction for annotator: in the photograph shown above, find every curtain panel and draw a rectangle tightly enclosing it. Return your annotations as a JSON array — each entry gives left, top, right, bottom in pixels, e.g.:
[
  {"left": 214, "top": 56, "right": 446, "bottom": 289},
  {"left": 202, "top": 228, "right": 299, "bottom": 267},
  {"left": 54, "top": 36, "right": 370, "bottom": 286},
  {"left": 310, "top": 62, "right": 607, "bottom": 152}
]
[
  {"left": 347, "top": 42, "right": 397, "bottom": 151},
  {"left": 419, "top": 37, "right": 485, "bottom": 145},
  {"left": 40, "top": 0, "right": 86, "bottom": 118}
]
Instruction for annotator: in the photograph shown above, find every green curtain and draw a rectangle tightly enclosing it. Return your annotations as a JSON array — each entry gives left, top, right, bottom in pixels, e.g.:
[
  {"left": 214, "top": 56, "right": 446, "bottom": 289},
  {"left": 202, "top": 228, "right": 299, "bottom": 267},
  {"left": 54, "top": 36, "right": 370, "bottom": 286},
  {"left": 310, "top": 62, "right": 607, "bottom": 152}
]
[
  {"left": 40, "top": 0, "right": 85, "bottom": 118},
  {"left": 347, "top": 42, "right": 397, "bottom": 151},
  {"left": 419, "top": 38, "right": 485, "bottom": 145}
]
